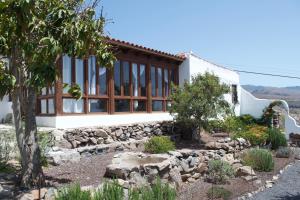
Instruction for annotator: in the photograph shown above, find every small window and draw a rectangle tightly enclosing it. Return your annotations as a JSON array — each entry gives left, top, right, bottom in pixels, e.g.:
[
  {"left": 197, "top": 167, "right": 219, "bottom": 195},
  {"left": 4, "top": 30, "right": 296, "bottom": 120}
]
[
  {"left": 75, "top": 58, "right": 84, "bottom": 92},
  {"left": 41, "top": 99, "right": 47, "bottom": 114},
  {"left": 99, "top": 67, "right": 107, "bottom": 95},
  {"left": 140, "top": 64, "right": 146, "bottom": 96},
  {"left": 133, "top": 100, "right": 146, "bottom": 112},
  {"left": 89, "top": 99, "right": 107, "bottom": 112},
  {"left": 152, "top": 100, "right": 163, "bottom": 111},
  {"left": 115, "top": 99, "right": 130, "bottom": 112},
  {"left": 114, "top": 61, "right": 121, "bottom": 96},
  {"left": 63, "top": 98, "right": 84, "bottom": 113},
  {"left": 123, "top": 61, "right": 130, "bottom": 96},
  {"left": 232, "top": 85, "right": 238, "bottom": 104},
  {"left": 62, "top": 55, "right": 72, "bottom": 93},
  {"left": 88, "top": 56, "right": 96, "bottom": 95},
  {"left": 151, "top": 66, "right": 156, "bottom": 96},
  {"left": 48, "top": 99, "right": 55, "bottom": 114}
]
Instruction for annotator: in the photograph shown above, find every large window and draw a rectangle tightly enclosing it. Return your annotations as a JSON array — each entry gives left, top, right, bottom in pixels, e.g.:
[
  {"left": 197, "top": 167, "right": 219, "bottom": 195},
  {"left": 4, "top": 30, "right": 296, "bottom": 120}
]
[
  {"left": 75, "top": 58, "right": 84, "bottom": 91},
  {"left": 63, "top": 98, "right": 84, "bottom": 113},
  {"left": 63, "top": 55, "right": 72, "bottom": 93},
  {"left": 140, "top": 64, "right": 146, "bottom": 96}
]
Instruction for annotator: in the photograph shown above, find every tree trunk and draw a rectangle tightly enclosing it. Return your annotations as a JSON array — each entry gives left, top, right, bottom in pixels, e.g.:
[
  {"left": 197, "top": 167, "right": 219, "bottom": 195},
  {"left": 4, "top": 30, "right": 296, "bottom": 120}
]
[{"left": 10, "top": 51, "right": 43, "bottom": 188}]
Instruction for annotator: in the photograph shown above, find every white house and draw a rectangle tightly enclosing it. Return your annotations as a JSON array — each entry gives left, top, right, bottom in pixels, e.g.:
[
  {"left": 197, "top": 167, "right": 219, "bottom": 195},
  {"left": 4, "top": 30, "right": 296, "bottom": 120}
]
[{"left": 1, "top": 38, "right": 299, "bottom": 138}]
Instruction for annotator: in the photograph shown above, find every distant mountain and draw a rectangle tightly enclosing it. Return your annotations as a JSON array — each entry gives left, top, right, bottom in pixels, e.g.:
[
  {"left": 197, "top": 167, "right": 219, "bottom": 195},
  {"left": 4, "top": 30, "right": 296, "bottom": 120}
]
[{"left": 242, "top": 85, "right": 300, "bottom": 101}]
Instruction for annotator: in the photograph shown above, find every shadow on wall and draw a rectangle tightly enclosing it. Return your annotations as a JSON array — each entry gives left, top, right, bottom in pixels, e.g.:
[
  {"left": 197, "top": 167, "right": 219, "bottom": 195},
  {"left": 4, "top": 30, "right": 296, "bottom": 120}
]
[{"left": 240, "top": 87, "right": 300, "bottom": 138}]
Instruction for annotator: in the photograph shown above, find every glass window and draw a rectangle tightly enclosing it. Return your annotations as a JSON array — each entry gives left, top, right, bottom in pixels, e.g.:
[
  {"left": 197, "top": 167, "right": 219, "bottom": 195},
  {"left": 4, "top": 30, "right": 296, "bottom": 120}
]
[
  {"left": 123, "top": 61, "right": 130, "bottom": 96},
  {"left": 152, "top": 100, "right": 163, "bottom": 111},
  {"left": 48, "top": 99, "right": 54, "bottom": 114},
  {"left": 114, "top": 60, "right": 121, "bottom": 96},
  {"left": 140, "top": 64, "right": 146, "bottom": 96},
  {"left": 170, "top": 68, "right": 175, "bottom": 84},
  {"left": 115, "top": 99, "right": 130, "bottom": 112},
  {"left": 88, "top": 56, "right": 96, "bottom": 95},
  {"left": 89, "top": 99, "right": 107, "bottom": 112},
  {"left": 41, "top": 88, "right": 47, "bottom": 95},
  {"left": 132, "top": 63, "right": 138, "bottom": 97},
  {"left": 41, "top": 99, "right": 47, "bottom": 114},
  {"left": 232, "top": 85, "right": 238, "bottom": 104},
  {"left": 63, "top": 98, "right": 84, "bottom": 113},
  {"left": 76, "top": 58, "right": 84, "bottom": 92},
  {"left": 157, "top": 67, "right": 163, "bottom": 97},
  {"left": 133, "top": 100, "right": 146, "bottom": 112},
  {"left": 49, "top": 86, "right": 55, "bottom": 95},
  {"left": 164, "top": 68, "right": 169, "bottom": 96},
  {"left": 62, "top": 55, "right": 72, "bottom": 93},
  {"left": 99, "top": 67, "right": 107, "bottom": 95},
  {"left": 151, "top": 66, "right": 156, "bottom": 96}
]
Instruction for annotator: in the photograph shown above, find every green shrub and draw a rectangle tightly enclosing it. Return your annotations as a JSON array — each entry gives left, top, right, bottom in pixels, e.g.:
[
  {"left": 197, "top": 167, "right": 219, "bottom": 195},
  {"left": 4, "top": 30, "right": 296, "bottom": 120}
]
[
  {"left": 145, "top": 136, "right": 175, "bottom": 154},
  {"left": 233, "top": 125, "right": 268, "bottom": 146},
  {"left": 128, "top": 178, "right": 176, "bottom": 200},
  {"left": 267, "top": 128, "right": 287, "bottom": 150},
  {"left": 242, "top": 148, "right": 274, "bottom": 172},
  {"left": 207, "top": 186, "right": 232, "bottom": 200},
  {"left": 37, "top": 131, "right": 54, "bottom": 167},
  {"left": 207, "top": 160, "right": 235, "bottom": 184},
  {"left": 276, "top": 147, "right": 292, "bottom": 158},
  {"left": 0, "top": 130, "right": 17, "bottom": 172},
  {"left": 55, "top": 183, "right": 91, "bottom": 200},
  {"left": 239, "top": 114, "right": 256, "bottom": 125},
  {"left": 206, "top": 120, "right": 226, "bottom": 133},
  {"left": 94, "top": 180, "right": 124, "bottom": 200},
  {"left": 224, "top": 116, "right": 246, "bottom": 134}
]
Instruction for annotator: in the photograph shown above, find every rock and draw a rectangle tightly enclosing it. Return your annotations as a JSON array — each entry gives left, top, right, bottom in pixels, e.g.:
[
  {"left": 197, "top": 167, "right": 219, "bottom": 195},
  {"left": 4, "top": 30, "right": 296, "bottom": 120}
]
[
  {"left": 129, "top": 172, "right": 148, "bottom": 187},
  {"left": 45, "top": 187, "right": 56, "bottom": 200},
  {"left": 46, "top": 149, "right": 81, "bottom": 165},
  {"left": 221, "top": 153, "right": 235, "bottom": 165},
  {"left": 205, "top": 142, "right": 229, "bottom": 151},
  {"left": 266, "top": 181, "right": 273, "bottom": 188},
  {"left": 51, "top": 129, "right": 65, "bottom": 141},
  {"left": 168, "top": 151, "right": 183, "bottom": 158},
  {"left": 94, "top": 129, "right": 108, "bottom": 138},
  {"left": 242, "top": 175, "right": 257, "bottom": 181},
  {"left": 115, "top": 129, "right": 123, "bottom": 137},
  {"left": 169, "top": 167, "right": 182, "bottom": 189},
  {"left": 89, "top": 137, "right": 97, "bottom": 145},
  {"left": 236, "top": 137, "right": 246, "bottom": 145},
  {"left": 180, "top": 160, "right": 192, "bottom": 173},
  {"left": 181, "top": 174, "right": 191, "bottom": 182},
  {"left": 117, "top": 179, "right": 130, "bottom": 189},
  {"left": 143, "top": 127, "right": 151, "bottom": 133},
  {"left": 192, "top": 173, "right": 201, "bottom": 179},
  {"left": 187, "top": 177, "right": 196, "bottom": 183},
  {"left": 19, "top": 193, "right": 34, "bottom": 200},
  {"left": 273, "top": 175, "right": 279, "bottom": 181},
  {"left": 31, "top": 188, "right": 48, "bottom": 200},
  {"left": 236, "top": 166, "right": 256, "bottom": 176},
  {"left": 195, "top": 163, "right": 208, "bottom": 173}
]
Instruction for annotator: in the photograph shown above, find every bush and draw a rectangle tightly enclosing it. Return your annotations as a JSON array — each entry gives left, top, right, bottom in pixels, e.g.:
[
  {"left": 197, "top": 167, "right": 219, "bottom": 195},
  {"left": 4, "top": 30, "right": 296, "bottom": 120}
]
[
  {"left": 0, "top": 130, "right": 17, "bottom": 171},
  {"left": 207, "top": 186, "right": 232, "bottom": 200},
  {"left": 145, "top": 136, "right": 175, "bottom": 154},
  {"left": 276, "top": 147, "right": 292, "bottom": 158},
  {"left": 224, "top": 116, "right": 246, "bottom": 134},
  {"left": 207, "top": 160, "right": 235, "bottom": 184},
  {"left": 94, "top": 180, "right": 124, "bottom": 200},
  {"left": 128, "top": 178, "right": 176, "bottom": 200},
  {"left": 242, "top": 148, "right": 274, "bottom": 172},
  {"left": 55, "top": 183, "right": 91, "bottom": 200},
  {"left": 234, "top": 125, "right": 268, "bottom": 146},
  {"left": 37, "top": 131, "right": 54, "bottom": 167},
  {"left": 239, "top": 114, "right": 257, "bottom": 125},
  {"left": 206, "top": 120, "right": 226, "bottom": 133},
  {"left": 267, "top": 128, "right": 287, "bottom": 150}
]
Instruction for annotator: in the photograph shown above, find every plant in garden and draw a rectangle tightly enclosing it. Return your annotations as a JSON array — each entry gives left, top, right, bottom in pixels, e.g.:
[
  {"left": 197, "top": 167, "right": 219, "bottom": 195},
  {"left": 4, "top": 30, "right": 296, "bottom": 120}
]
[
  {"left": 207, "top": 160, "right": 235, "bottom": 184},
  {"left": 233, "top": 125, "right": 268, "bottom": 146},
  {"left": 94, "top": 180, "right": 124, "bottom": 200},
  {"left": 206, "top": 119, "right": 226, "bottom": 133},
  {"left": 242, "top": 148, "right": 274, "bottom": 172},
  {"left": 38, "top": 131, "right": 54, "bottom": 167},
  {"left": 0, "top": 0, "right": 115, "bottom": 187},
  {"left": 259, "top": 101, "right": 283, "bottom": 126},
  {"left": 239, "top": 114, "right": 257, "bottom": 125},
  {"left": 144, "top": 136, "right": 175, "bottom": 154},
  {"left": 276, "top": 147, "right": 292, "bottom": 158},
  {"left": 169, "top": 72, "right": 231, "bottom": 133},
  {"left": 55, "top": 183, "right": 91, "bottom": 200},
  {"left": 207, "top": 186, "right": 232, "bottom": 200},
  {"left": 267, "top": 128, "right": 287, "bottom": 150},
  {"left": 0, "top": 130, "right": 17, "bottom": 172},
  {"left": 224, "top": 116, "right": 247, "bottom": 134}
]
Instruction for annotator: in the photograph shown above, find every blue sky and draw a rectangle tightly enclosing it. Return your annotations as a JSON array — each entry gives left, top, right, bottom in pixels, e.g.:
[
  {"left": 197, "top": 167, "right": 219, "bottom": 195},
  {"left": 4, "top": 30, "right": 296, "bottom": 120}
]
[{"left": 100, "top": 0, "right": 300, "bottom": 87}]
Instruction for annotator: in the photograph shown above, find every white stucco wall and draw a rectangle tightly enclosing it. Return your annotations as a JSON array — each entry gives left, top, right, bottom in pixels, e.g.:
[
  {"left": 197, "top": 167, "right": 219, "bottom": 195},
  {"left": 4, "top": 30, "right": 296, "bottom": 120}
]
[
  {"left": 36, "top": 113, "right": 173, "bottom": 128},
  {"left": 178, "top": 53, "right": 241, "bottom": 116},
  {"left": 0, "top": 95, "right": 12, "bottom": 123}
]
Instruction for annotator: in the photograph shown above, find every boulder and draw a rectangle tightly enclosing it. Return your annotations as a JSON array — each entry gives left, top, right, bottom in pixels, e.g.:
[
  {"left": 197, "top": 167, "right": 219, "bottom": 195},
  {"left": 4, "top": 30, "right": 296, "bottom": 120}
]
[
  {"left": 94, "top": 129, "right": 108, "bottom": 138},
  {"left": 236, "top": 166, "right": 256, "bottom": 176},
  {"left": 169, "top": 167, "right": 182, "bottom": 189},
  {"left": 46, "top": 149, "right": 80, "bottom": 165}
]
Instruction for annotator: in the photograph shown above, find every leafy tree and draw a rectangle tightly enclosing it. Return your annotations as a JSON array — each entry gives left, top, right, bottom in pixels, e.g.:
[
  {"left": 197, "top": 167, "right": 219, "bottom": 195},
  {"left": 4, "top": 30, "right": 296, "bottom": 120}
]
[
  {"left": 169, "top": 72, "right": 231, "bottom": 132},
  {"left": 0, "top": 0, "right": 114, "bottom": 188}
]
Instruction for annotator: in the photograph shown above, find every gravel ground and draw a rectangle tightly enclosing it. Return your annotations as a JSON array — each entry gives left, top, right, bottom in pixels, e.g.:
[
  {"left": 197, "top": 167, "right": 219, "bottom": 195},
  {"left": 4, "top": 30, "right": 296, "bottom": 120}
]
[{"left": 251, "top": 160, "right": 300, "bottom": 200}]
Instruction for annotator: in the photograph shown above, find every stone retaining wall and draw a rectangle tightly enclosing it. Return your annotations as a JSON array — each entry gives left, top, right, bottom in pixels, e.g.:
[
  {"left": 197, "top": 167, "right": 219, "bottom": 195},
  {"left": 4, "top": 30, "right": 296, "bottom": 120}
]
[{"left": 55, "top": 121, "right": 180, "bottom": 149}]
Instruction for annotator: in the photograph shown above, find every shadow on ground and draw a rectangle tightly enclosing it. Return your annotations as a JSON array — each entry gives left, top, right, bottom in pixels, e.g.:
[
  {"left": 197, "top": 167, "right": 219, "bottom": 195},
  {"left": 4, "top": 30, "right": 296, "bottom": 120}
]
[{"left": 275, "top": 193, "right": 300, "bottom": 200}]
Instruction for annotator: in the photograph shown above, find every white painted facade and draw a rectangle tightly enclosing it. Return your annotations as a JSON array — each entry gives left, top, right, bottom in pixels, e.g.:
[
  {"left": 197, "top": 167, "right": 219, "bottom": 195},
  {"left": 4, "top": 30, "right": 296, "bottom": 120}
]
[
  {"left": 179, "top": 53, "right": 241, "bottom": 116},
  {"left": 0, "top": 95, "right": 12, "bottom": 123}
]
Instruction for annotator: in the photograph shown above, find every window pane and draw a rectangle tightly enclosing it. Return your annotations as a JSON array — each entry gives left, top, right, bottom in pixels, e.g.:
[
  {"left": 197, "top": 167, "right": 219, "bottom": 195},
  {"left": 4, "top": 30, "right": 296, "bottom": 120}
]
[
  {"left": 132, "top": 63, "right": 138, "bottom": 97},
  {"left": 63, "top": 99, "right": 84, "bottom": 113},
  {"left": 140, "top": 64, "right": 146, "bottom": 96},
  {"left": 88, "top": 56, "right": 96, "bottom": 95},
  {"left": 41, "top": 99, "right": 47, "bottom": 114},
  {"left": 171, "top": 68, "right": 175, "bottom": 84},
  {"left": 76, "top": 58, "right": 84, "bottom": 92},
  {"left": 114, "top": 60, "right": 121, "bottom": 96},
  {"left": 41, "top": 88, "right": 47, "bottom": 95},
  {"left": 151, "top": 66, "right": 156, "bottom": 96},
  {"left": 62, "top": 55, "right": 72, "bottom": 93},
  {"left": 157, "top": 67, "right": 163, "bottom": 97},
  {"left": 133, "top": 100, "right": 146, "bottom": 112},
  {"left": 123, "top": 61, "right": 130, "bottom": 96},
  {"left": 99, "top": 67, "right": 107, "bottom": 95},
  {"left": 164, "top": 68, "right": 169, "bottom": 96},
  {"left": 48, "top": 99, "right": 54, "bottom": 114},
  {"left": 89, "top": 99, "right": 107, "bottom": 112},
  {"left": 115, "top": 99, "right": 130, "bottom": 112},
  {"left": 152, "top": 100, "right": 163, "bottom": 111},
  {"left": 49, "top": 86, "right": 55, "bottom": 95}
]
